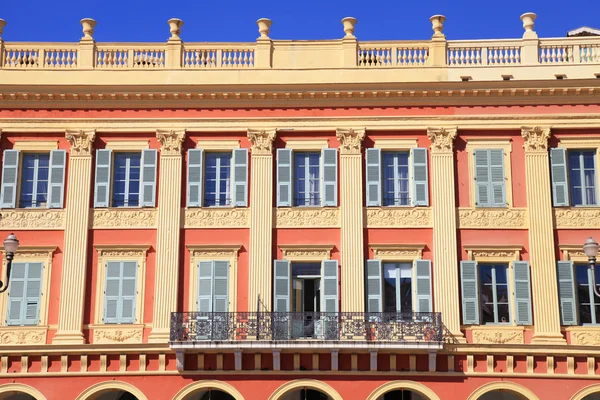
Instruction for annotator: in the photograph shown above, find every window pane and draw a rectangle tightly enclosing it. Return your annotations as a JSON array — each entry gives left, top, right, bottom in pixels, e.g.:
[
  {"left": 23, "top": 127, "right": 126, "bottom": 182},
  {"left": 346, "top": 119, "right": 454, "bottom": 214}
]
[
  {"left": 580, "top": 303, "right": 593, "bottom": 324},
  {"left": 494, "top": 265, "right": 508, "bottom": 284},
  {"left": 400, "top": 278, "right": 412, "bottom": 312},
  {"left": 497, "top": 304, "right": 510, "bottom": 323},
  {"left": 583, "top": 151, "right": 595, "bottom": 169},
  {"left": 294, "top": 152, "right": 320, "bottom": 206},
  {"left": 382, "top": 152, "right": 410, "bottom": 206},
  {"left": 479, "top": 265, "right": 493, "bottom": 285},
  {"left": 569, "top": 151, "right": 581, "bottom": 169},
  {"left": 204, "top": 152, "right": 231, "bottom": 207},
  {"left": 19, "top": 153, "right": 50, "bottom": 208},
  {"left": 112, "top": 152, "right": 141, "bottom": 207},
  {"left": 496, "top": 284, "right": 509, "bottom": 303},
  {"left": 383, "top": 264, "right": 397, "bottom": 313}
]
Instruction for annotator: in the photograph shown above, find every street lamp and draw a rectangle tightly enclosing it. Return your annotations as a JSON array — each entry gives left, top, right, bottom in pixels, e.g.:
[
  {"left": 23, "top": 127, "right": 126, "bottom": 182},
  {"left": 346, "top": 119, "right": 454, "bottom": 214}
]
[
  {"left": 584, "top": 237, "right": 600, "bottom": 298},
  {"left": 0, "top": 233, "right": 20, "bottom": 293}
]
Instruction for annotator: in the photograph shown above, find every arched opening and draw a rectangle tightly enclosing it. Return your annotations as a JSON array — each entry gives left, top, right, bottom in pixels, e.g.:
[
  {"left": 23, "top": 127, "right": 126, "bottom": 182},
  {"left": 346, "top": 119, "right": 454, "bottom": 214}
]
[
  {"left": 0, "top": 384, "right": 46, "bottom": 400},
  {"left": 476, "top": 391, "right": 527, "bottom": 400},
  {"left": 581, "top": 394, "right": 600, "bottom": 400},
  {"left": 279, "top": 389, "right": 330, "bottom": 400},
  {"left": 0, "top": 394, "right": 37, "bottom": 400},
  {"left": 75, "top": 382, "right": 148, "bottom": 400},
  {"left": 183, "top": 390, "right": 236, "bottom": 400},
  {"left": 172, "top": 381, "right": 244, "bottom": 400},
  {"left": 467, "top": 382, "right": 538, "bottom": 400},
  {"left": 93, "top": 392, "right": 140, "bottom": 400},
  {"left": 376, "top": 390, "right": 426, "bottom": 400}
]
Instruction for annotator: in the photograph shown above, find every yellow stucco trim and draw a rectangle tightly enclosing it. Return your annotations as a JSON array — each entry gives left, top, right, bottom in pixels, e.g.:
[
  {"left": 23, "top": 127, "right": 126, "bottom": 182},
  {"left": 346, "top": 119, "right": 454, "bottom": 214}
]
[
  {"left": 370, "top": 244, "right": 425, "bottom": 261},
  {"left": 187, "top": 245, "right": 241, "bottom": 313},
  {"left": 373, "top": 138, "right": 418, "bottom": 149},
  {"left": 105, "top": 140, "right": 149, "bottom": 151},
  {"left": 285, "top": 139, "right": 329, "bottom": 150},
  {"left": 466, "top": 138, "right": 513, "bottom": 208},
  {"left": 268, "top": 379, "right": 342, "bottom": 400},
  {"left": 0, "top": 383, "right": 48, "bottom": 400},
  {"left": 93, "top": 245, "right": 149, "bottom": 325},
  {"left": 560, "top": 245, "right": 588, "bottom": 263},
  {"left": 366, "top": 381, "right": 441, "bottom": 400},
  {"left": 570, "top": 384, "right": 600, "bottom": 400},
  {"left": 278, "top": 245, "right": 333, "bottom": 261},
  {"left": 196, "top": 140, "right": 240, "bottom": 150},
  {"left": 172, "top": 380, "right": 245, "bottom": 400},
  {"left": 0, "top": 246, "right": 55, "bottom": 328},
  {"left": 12, "top": 140, "right": 58, "bottom": 151},
  {"left": 466, "top": 381, "right": 540, "bottom": 400},
  {"left": 75, "top": 381, "right": 148, "bottom": 400},
  {"left": 465, "top": 245, "right": 522, "bottom": 262}
]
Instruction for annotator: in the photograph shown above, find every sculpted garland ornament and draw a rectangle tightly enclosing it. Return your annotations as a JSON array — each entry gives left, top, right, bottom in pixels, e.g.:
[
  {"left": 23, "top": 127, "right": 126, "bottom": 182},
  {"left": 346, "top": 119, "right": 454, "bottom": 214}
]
[
  {"left": 458, "top": 208, "right": 528, "bottom": 229},
  {"left": 0, "top": 209, "right": 65, "bottom": 230},
  {"left": 365, "top": 207, "right": 432, "bottom": 227},
  {"left": 336, "top": 128, "right": 365, "bottom": 154},
  {"left": 275, "top": 208, "right": 340, "bottom": 227},
  {"left": 65, "top": 129, "right": 96, "bottom": 156},
  {"left": 156, "top": 129, "right": 185, "bottom": 155}
]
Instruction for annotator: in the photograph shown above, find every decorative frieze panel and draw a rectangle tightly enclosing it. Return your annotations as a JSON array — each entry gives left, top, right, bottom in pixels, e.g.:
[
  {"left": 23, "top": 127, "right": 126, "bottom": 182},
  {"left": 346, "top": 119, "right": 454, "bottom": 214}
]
[
  {"left": 0, "top": 209, "right": 65, "bottom": 230},
  {"left": 184, "top": 208, "right": 249, "bottom": 228},
  {"left": 370, "top": 244, "right": 424, "bottom": 261},
  {"left": 279, "top": 245, "right": 333, "bottom": 261},
  {"left": 458, "top": 208, "right": 528, "bottom": 229},
  {"left": 569, "top": 330, "right": 600, "bottom": 346},
  {"left": 275, "top": 208, "right": 340, "bottom": 228},
  {"left": 554, "top": 208, "right": 600, "bottom": 229},
  {"left": 0, "top": 327, "right": 47, "bottom": 345},
  {"left": 91, "top": 325, "right": 144, "bottom": 344},
  {"left": 471, "top": 328, "right": 524, "bottom": 344},
  {"left": 91, "top": 209, "right": 157, "bottom": 229},
  {"left": 364, "top": 207, "right": 432, "bottom": 228}
]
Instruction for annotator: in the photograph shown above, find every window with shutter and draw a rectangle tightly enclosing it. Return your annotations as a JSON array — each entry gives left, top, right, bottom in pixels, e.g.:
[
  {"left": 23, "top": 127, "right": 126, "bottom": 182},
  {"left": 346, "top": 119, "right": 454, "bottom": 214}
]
[
  {"left": 573, "top": 263, "right": 600, "bottom": 325},
  {"left": 550, "top": 148, "right": 569, "bottom": 206},
  {"left": 567, "top": 150, "right": 598, "bottom": 206},
  {"left": 277, "top": 149, "right": 292, "bottom": 207},
  {"left": 460, "top": 261, "right": 480, "bottom": 325},
  {"left": 1, "top": 150, "right": 20, "bottom": 208},
  {"left": 479, "top": 264, "right": 510, "bottom": 324},
  {"left": 365, "top": 148, "right": 382, "bottom": 206},
  {"left": 6, "top": 262, "right": 43, "bottom": 326},
  {"left": 187, "top": 149, "right": 203, "bottom": 207},
  {"left": 204, "top": 152, "right": 233, "bottom": 207},
  {"left": 19, "top": 153, "right": 50, "bottom": 208},
  {"left": 103, "top": 261, "right": 138, "bottom": 324},
  {"left": 557, "top": 261, "right": 577, "bottom": 325},
  {"left": 48, "top": 150, "right": 67, "bottom": 208},
  {"left": 140, "top": 149, "right": 157, "bottom": 207},
  {"left": 294, "top": 152, "right": 321, "bottom": 206},
  {"left": 512, "top": 261, "right": 532, "bottom": 325},
  {"left": 321, "top": 149, "right": 338, "bottom": 206},
  {"left": 474, "top": 149, "right": 506, "bottom": 208},
  {"left": 232, "top": 148, "right": 248, "bottom": 207}
]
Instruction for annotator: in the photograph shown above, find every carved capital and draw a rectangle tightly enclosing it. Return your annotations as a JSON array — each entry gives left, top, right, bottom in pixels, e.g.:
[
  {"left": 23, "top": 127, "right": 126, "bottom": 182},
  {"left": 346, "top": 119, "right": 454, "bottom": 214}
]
[
  {"left": 336, "top": 128, "right": 365, "bottom": 154},
  {"left": 156, "top": 129, "right": 185, "bottom": 155},
  {"left": 65, "top": 129, "right": 95, "bottom": 156},
  {"left": 427, "top": 127, "right": 457, "bottom": 153},
  {"left": 247, "top": 128, "right": 276, "bottom": 155},
  {"left": 521, "top": 126, "right": 551, "bottom": 152}
]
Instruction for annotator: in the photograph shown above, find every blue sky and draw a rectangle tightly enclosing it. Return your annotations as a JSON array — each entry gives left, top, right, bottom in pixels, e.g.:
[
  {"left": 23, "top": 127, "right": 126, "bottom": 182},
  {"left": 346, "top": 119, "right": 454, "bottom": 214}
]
[{"left": 1, "top": 0, "right": 597, "bottom": 42}]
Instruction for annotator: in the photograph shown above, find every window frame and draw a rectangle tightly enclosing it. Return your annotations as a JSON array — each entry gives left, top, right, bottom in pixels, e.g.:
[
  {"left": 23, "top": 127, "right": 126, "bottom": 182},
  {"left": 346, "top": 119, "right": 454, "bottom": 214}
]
[
  {"left": 382, "top": 261, "right": 415, "bottom": 314},
  {"left": 573, "top": 263, "right": 600, "bottom": 325},
  {"left": 18, "top": 152, "right": 50, "bottom": 209},
  {"left": 203, "top": 151, "right": 233, "bottom": 208},
  {"left": 478, "top": 263, "right": 511, "bottom": 325},
  {"left": 381, "top": 151, "right": 411, "bottom": 207},
  {"left": 111, "top": 151, "right": 142, "bottom": 208},
  {"left": 567, "top": 149, "right": 598, "bottom": 207},
  {"left": 293, "top": 151, "right": 322, "bottom": 207},
  {"left": 556, "top": 137, "right": 600, "bottom": 208}
]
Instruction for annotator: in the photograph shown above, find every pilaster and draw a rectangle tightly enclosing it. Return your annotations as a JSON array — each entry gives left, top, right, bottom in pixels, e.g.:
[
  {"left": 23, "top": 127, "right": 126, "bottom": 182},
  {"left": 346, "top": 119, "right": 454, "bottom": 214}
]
[
  {"left": 336, "top": 128, "right": 365, "bottom": 312},
  {"left": 521, "top": 126, "right": 566, "bottom": 344},
  {"left": 247, "top": 129, "right": 276, "bottom": 309},
  {"left": 427, "top": 127, "right": 465, "bottom": 342},
  {"left": 148, "top": 129, "right": 185, "bottom": 343},
  {"left": 52, "top": 130, "right": 95, "bottom": 344}
]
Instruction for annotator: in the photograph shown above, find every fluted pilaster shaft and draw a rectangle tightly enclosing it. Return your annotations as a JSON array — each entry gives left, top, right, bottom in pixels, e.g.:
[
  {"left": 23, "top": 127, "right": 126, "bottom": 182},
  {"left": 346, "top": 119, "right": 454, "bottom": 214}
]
[
  {"left": 522, "top": 127, "right": 565, "bottom": 344},
  {"left": 149, "top": 130, "right": 185, "bottom": 343},
  {"left": 247, "top": 129, "right": 276, "bottom": 310},
  {"left": 427, "top": 127, "right": 464, "bottom": 341},
  {"left": 53, "top": 130, "right": 95, "bottom": 344},
  {"left": 337, "top": 128, "right": 365, "bottom": 312}
]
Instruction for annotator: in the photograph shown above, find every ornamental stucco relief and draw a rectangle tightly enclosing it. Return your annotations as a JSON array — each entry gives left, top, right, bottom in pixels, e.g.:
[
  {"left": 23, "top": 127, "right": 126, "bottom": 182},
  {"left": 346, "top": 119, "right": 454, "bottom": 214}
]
[
  {"left": 336, "top": 128, "right": 365, "bottom": 154},
  {"left": 0, "top": 209, "right": 65, "bottom": 230},
  {"left": 365, "top": 207, "right": 432, "bottom": 228},
  {"left": 458, "top": 208, "right": 528, "bottom": 229},
  {"left": 275, "top": 208, "right": 340, "bottom": 228},
  {"left": 93, "top": 327, "right": 143, "bottom": 344},
  {"left": 472, "top": 329, "right": 524, "bottom": 344},
  {"left": 0, "top": 328, "right": 47, "bottom": 345},
  {"left": 184, "top": 208, "right": 250, "bottom": 228},
  {"left": 91, "top": 209, "right": 157, "bottom": 229},
  {"left": 571, "top": 331, "right": 600, "bottom": 346},
  {"left": 521, "top": 126, "right": 551, "bottom": 152},
  {"left": 554, "top": 208, "right": 600, "bottom": 228}
]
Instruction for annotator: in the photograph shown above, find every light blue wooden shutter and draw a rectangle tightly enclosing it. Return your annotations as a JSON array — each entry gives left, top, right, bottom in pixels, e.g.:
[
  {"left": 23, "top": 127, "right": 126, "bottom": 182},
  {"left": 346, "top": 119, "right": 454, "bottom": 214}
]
[
  {"left": 366, "top": 148, "right": 381, "bottom": 206},
  {"left": 411, "top": 148, "right": 429, "bottom": 206},
  {"left": 474, "top": 149, "right": 490, "bottom": 207},
  {"left": 94, "top": 149, "right": 112, "bottom": 208},
  {"left": 366, "top": 259, "right": 382, "bottom": 313},
  {"left": 187, "top": 149, "right": 203, "bottom": 207},
  {"left": 557, "top": 261, "right": 577, "bottom": 325},
  {"left": 103, "top": 261, "right": 121, "bottom": 324},
  {"left": 232, "top": 149, "right": 248, "bottom": 207},
  {"left": 321, "top": 148, "right": 338, "bottom": 206},
  {"left": 6, "top": 262, "right": 38, "bottom": 326},
  {"left": 1, "top": 150, "right": 20, "bottom": 208},
  {"left": 490, "top": 149, "right": 506, "bottom": 207},
  {"left": 273, "top": 260, "right": 290, "bottom": 312},
  {"left": 460, "top": 261, "right": 480, "bottom": 325},
  {"left": 198, "top": 261, "right": 214, "bottom": 312},
  {"left": 23, "top": 263, "right": 43, "bottom": 325},
  {"left": 120, "top": 261, "right": 137, "bottom": 323},
  {"left": 140, "top": 149, "right": 157, "bottom": 207},
  {"left": 550, "top": 148, "right": 569, "bottom": 206},
  {"left": 48, "top": 150, "right": 67, "bottom": 208},
  {"left": 276, "top": 149, "right": 292, "bottom": 207},
  {"left": 321, "top": 260, "right": 338, "bottom": 313},
  {"left": 415, "top": 260, "right": 432, "bottom": 313},
  {"left": 512, "top": 261, "right": 532, "bottom": 325},
  {"left": 213, "top": 261, "right": 229, "bottom": 312}
]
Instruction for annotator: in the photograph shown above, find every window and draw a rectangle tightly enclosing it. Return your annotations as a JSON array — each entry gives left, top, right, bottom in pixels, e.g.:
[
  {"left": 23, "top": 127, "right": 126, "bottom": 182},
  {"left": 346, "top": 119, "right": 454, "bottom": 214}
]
[
  {"left": 0, "top": 149, "right": 66, "bottom": 209},
  {"left": 187, "top": 148, "right": 248, "bottom": 208},
  {"left": 474, "top": 149, "right": 506, "bottom": 208},
  {"left": 198, "top": 260, "right": 230, "bottom": 312},
  {"left": 365, "top": 259, "right": 432, "bottom": 314},
  {"left": 382, "top": 152, "right": 410, "bottom": 206},
  {"left": 460, "top": 260, "right": 532, "bottom": 326},
  {"left": 6, "top": 262, "right": 43, "bottom": 326},
  {"left": 557, "top": 260, "right": 600, "bottom": 326},
  {"left": 104, "top": 261, "right": 138, "bottom": 324},
  {"left": 366, "top": 147, "right": 428, "bottom": 207},
  {"left": 277, "top": 148, "right": 338, "bottom": 207},
  {"left": 550, "top": 148, "right": 598, "bottom": 207},
  {"left": 94, "top": 149, "right": 157, "bottom": 208}
]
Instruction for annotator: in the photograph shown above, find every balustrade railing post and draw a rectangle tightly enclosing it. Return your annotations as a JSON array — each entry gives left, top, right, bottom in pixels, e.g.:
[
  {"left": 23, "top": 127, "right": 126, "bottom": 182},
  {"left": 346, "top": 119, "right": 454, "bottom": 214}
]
[
  {"left": 573, "top": 44, "right": 581, "bottom": 63},
  {"left": 341, "top": 17, "right": 358, "bottom": 67},
  {"left": 520, "top": 12, "right": 539, "bottom": 65},
  {"left": 428, "top": 15, "right": 447, "bottom": 67},
  {"left": 78, "top": 18, "right": 97, "bottom": 69},
  {"left": 166, "top": 18, "right": 184, "bottom": 69},
  {"left": 255, "top": 18, "right": 273, "bottom": 68}
]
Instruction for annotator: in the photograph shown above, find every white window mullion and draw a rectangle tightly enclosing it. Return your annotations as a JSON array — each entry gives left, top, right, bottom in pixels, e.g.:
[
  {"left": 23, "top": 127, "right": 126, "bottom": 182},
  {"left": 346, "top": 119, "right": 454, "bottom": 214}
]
[
  {"left": 31, "top": 156, "right": 40, "bottom": 207},
  {"left": 124, "top": 156, "right": 131, "bottom": 207},
  {"left": 588, "top": 268, "right": 597, "bottom": 325},
  {"left": 215, "top": 156, "right": 222, "bottom": 205},
  {"left": 491, "top": 267, "right": 499, "bottom": 324},
  {"left": 579, "top": 153, "right": 588, "bottom": 205},
  {"left": 304, "top": 154, "right": 311, "bottom": 205},
  {"left": 395, "top": 264, "right": 401, "bottom": 313}
]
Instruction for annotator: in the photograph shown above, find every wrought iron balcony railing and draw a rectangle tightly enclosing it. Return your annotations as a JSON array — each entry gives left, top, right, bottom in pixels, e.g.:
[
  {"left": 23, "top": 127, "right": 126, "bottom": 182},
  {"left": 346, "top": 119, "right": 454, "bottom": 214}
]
[{"left": 170, "top": 311, "right": 443, "bottom": 343}]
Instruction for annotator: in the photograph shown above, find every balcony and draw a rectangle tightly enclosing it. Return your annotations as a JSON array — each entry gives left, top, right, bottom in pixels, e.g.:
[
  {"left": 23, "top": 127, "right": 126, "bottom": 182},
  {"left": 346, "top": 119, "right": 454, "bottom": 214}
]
[{"left": 170, "top": 311, "right": 444, "bottom": 351}]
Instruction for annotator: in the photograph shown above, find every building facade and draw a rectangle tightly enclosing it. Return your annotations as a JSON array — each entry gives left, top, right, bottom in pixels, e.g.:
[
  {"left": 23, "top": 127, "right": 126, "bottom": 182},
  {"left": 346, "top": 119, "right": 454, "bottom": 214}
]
[{"left": 0, "top": 11, "right": 600, "bottom": 400}]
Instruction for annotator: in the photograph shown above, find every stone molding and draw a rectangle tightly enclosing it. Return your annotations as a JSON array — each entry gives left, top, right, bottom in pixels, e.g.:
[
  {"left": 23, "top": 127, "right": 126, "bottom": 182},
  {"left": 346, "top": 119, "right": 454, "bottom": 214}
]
[
  {"left": 91, "top": 209, "right": 157, "bottom": 229},
  {"left": 275, "top": 208, "right": 340, "bottom": 228},
  {"left": 427, "top": 127, "right": 457, "bottom": 153},
  {"left": 370, "top": 244, "right": 424, "bottom": 261},
  {"left": 457, "top": 208, "right": 528, "bottom": 229},
  {"left": 465, "top": 245, "right": 522, "bottom": 262},
  {"left": 156, "top": 129, "right": 186, "bottom": 155},
  {"left": 279, "top": 245, "right": 333, "bottom": 261},
  {"left": 91, "top": 325, "right": 144, "bottom": 344},
  {"left": 184, "top": 208, "right": 249, "bottom": 228},
  {"left": 65, "top": 129, "right": 95, "bottom": 156},
  {"left": 521, "top": 126, "right": 551, "bottom": 152},
  {"left": 336, "top": 128, "right": 365, "bottom": 154},
  {"left": 364, "top": 207, "right": 432, "bottom": 228},
  {"left": 554, "top": 208, "right": 600, "bottom": 228},
  {"left": 247, "top": 129, "right": 276, "bottom": 155},
  {"left": 471, "top": 328, "right": 524, "bottom": 344},
  {"left": 0, "top": 209, "right": 65, "bottom": 230},
  {"left": 0, "top": 327, "right": 48, "bottom": 346}
]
